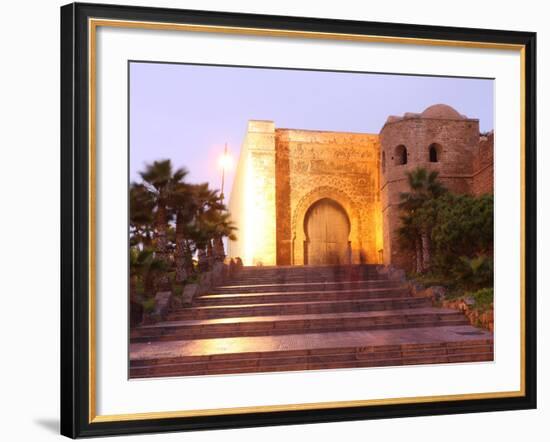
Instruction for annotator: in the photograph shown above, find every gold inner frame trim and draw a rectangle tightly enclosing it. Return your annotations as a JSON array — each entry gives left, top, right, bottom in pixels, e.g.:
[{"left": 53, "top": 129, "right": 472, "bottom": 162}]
[{"left": 88, "top": 17, "right": 527, "bottom": 424}]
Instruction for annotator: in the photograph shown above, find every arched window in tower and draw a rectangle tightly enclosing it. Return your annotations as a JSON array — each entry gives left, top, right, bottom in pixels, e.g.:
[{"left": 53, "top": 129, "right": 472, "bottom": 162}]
[
  {"left": 394, "top": 145, "right": 407, "bottom": 165},
  {"left": 382, "top": 151, "right": 386, "bottom": 171},
  {"left": 428, "top": 143, "right": 442, "bottom": 163}
]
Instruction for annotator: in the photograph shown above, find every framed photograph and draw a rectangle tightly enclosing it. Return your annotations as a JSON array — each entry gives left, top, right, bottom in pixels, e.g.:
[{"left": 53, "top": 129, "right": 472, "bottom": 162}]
[{"left": 60, "top": 2, "right": 536, "bottom": 438}]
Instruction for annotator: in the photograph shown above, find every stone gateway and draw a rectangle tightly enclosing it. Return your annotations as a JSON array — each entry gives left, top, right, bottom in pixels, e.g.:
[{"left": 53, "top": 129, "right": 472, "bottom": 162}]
[
  {"left": 228, "top": 104, "right": 493, "bottom": 270},
  {"left": 304, "top": 198, "right": 351, "bottom": 265}
]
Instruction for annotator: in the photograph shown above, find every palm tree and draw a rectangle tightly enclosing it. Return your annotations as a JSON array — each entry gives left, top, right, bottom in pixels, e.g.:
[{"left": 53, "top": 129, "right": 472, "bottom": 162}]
[
  {"left": 191, "top": 183, "right": 223, "bottom": 269},
  {"left": 397, "top": 214, "right": 423, "bottom": 273},
  {"left": 129, "top": 246, "right": 173, "bottom": 296},
  {"left": 212, "top": 212, "right": 237, "bottom": 261},
  {"left": 399, "top": 168, "right": 446, "bottom": 209},
  {"left": 129, "top": 247, "right": 151, "bottom": 327},
  {"left": 399, "top": 168, "right": 446, "bottom": 272},
  {"left": 186, "top": 183, "right": 237, "bottom": 269},
  {"left": 129, "top": 247, "right": 152, "bottom": 300},
  {"left": 133, "top": 160, "right": 238, "bottom": 287},
  {"left": 129, "top": 183, "right": 154, "bottom": 248},
  {"left": 138, "top": 160, "right": 187, "bottom": 288},
  {"left": 142, "top": 254, "right": 170, "bottom": 296},
  {"left": 169, "top": 182, "right": 197, "bottom": 283}
]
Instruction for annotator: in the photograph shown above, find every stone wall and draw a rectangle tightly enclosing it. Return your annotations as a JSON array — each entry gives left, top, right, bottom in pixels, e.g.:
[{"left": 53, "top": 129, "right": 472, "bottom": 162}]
[
  {"left": 228, "top": 121, "right": 277, "bottom": 266},
  {"left": 472, "top": 132, "right": 494, "bottom": 196},
  {"left": 275, "top": 129, "right": 383, "bottom": 265}
]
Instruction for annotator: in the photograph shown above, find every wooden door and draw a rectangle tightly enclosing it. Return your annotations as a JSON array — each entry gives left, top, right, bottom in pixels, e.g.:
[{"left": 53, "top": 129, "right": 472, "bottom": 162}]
[{"left": 305, "top": 199, "right": 350, "bottom": 265}]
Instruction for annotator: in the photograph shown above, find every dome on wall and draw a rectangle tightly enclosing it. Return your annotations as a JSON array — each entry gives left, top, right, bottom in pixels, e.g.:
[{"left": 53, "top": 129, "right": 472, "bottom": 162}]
[{"left": 421, "top": 104, "right": 465, "bottom": 120}]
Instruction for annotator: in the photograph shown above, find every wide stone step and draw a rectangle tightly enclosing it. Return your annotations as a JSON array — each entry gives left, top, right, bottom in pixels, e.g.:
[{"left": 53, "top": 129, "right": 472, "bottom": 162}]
[
  {"left": 131, "top": 308, "right": 469, "bottom": 342},
  {"left": 169, "top": 296, "right": 428, "bottom": 320},
  {"left": 227, "top": 275, "right": 387, "bottom": 285},
  {"left": 228, "top": 268, "right": 387, "bottom": 282},
  {"left": 232, "top": 275, "right": 369, "bottom": 281},
  {"left": 131, "top": 351, "right": 494, "bottom": 377},
  {"left": 210, "top": 279, "right": 404, "bottom": 294},
  {"left": 131, "top": 339, "right": 493, "bottom": 368},
  {"left": 193, "top": 286, "right": 410, "bottom": 307},
  {"left": 129, "top": 328, "right": 493, "bottom": 378},
  {"left": 131, "top": 349, "right": 493, "bottom": 377},
  {"left": 230, "top": 271, "right": 385, "bottom": 280},
  {"left": 235, "top": 264, "right": 382, "bottom": 276}
]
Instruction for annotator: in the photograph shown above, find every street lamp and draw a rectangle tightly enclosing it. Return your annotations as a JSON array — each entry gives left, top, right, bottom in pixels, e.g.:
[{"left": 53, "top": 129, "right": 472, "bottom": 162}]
[{"left": 218, "top": 142, "right": 233, "bottom": 202}]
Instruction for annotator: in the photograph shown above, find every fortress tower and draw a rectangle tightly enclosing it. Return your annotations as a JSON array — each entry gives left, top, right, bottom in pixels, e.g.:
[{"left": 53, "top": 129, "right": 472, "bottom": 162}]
[{"left": 380, "top": 104, "right": 482, "bottom": 268}]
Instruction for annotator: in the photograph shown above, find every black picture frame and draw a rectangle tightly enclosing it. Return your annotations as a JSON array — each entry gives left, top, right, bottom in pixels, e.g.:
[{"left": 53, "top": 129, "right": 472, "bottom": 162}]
[{"left": 61, "top": 2, "right": 537, "bottom": 438}]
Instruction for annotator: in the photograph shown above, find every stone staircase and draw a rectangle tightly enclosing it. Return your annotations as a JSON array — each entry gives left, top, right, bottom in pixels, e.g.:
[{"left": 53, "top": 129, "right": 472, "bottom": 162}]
[{"left": 130, "top": 265, "right": 493, "bottom": 378}]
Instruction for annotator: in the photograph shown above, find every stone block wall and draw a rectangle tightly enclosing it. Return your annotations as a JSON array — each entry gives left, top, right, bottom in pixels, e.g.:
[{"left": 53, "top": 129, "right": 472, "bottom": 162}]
[
  {"left": 275, "top": 129, "right": 383, "bottom": 265},
  {"left": 472, "top": 132, "right": 494, "bottom": 196},
  {"left": 228, "top": 120, "right": 277, "bottom": 266}
]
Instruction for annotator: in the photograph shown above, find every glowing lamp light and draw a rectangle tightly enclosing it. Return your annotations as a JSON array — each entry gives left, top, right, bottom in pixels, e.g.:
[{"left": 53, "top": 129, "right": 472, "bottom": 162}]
[{"left": 218, "top": 153, "right": 233, "bottom": 170}]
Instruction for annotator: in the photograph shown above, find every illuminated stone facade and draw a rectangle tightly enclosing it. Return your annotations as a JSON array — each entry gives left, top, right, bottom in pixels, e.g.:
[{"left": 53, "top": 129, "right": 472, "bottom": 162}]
[{"left": 228, "top": 104, "right": 494, "bottom": 268}]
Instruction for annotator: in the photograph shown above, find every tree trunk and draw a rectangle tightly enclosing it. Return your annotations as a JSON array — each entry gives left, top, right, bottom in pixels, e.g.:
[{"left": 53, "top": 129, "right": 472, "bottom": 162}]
[
  {"left": 143, "top": 227, "right": 153, "bottom": 249},
  {"left": 144, "top": 269, "right": 155, "bottom": 296},
  {"left": 184, "top": 240, "right": 194, "bottom": 275},
  {"left": 198, "top": 248, "right": 209, "bottom": 272},
  {"left": 154, "top": 202, "right": 170, "bottom": 290},
  {"left": 206, "top": 241, "right": 214, "bottom": 268},
  {"left": 129, "top": 275, "right": 138, "bottom": 302},
  {"left": 421, "top": 228, "right": 431, "bottom": 271},
  {"left": 415, "top": 236, "right": 423, "bottom": 273},
  {"left": 214, "top": 237, "right": 225, "bottom": 261},
  {"left": 155, "top": 203, "right": 168, "bottom": 259},
  {"left": 174, "top": 210, "right": 187, "bottom": 283}
]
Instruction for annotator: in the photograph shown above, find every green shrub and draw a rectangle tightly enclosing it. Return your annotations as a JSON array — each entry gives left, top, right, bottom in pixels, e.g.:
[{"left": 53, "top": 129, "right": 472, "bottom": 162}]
[
  {"left": 431, "top": 193, "right": 493, "bottom": 268},
  {"left": 172, "top": 283, "right": 184, "bottom": 297},
  {"left": 186, "top": 273, "right": 200, "bottom": 284},
  {"left": 135, "top": 279, "right": 144, "bottom": 296},
  {"left": 451, "top": 255, "right": 493, "bottom": 291},
  {"left": 411, "top": 272, "right": 449, "bottom": 287},
  {"left": 467, "top": 287, "right": 494, "bottom": 311},
  {"left": 142, "top": 297, "right": 156, "bottom": 313},
  {"left": 397, "top": 171, "right": 493, "bottom": 278}
]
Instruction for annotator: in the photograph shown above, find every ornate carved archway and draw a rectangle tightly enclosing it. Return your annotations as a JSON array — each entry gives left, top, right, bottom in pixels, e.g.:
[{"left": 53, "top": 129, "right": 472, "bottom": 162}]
[{"left": 291, "top": 187, "right": 362, "bottom": 265}]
